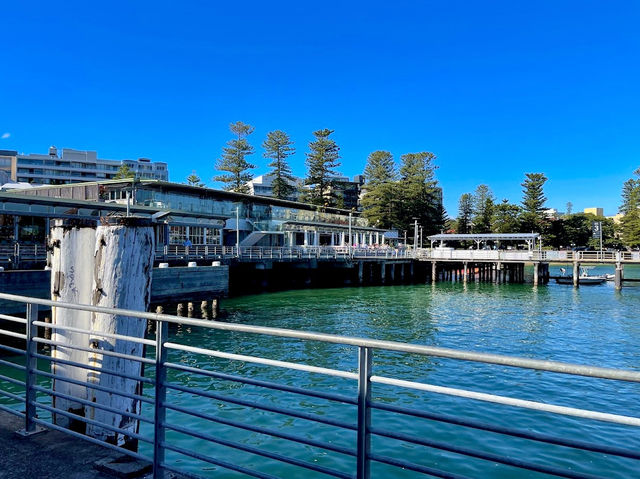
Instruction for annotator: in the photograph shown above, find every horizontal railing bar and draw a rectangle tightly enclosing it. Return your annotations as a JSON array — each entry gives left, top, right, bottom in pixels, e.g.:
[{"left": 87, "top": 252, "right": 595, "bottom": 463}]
[
  {"left": 0, "top": 329, "right": 27, "bottom": 340},
  {"left": 3, "top": 292, "right": 639, "bottom": 382},
  {"left": 33, "top": 353, "right": 154, "bottom": 385},
  {"left": 34, "top": 337, "right": 155, "bottom": 365},
  {"left": 164, "top": 422, "right": 352, "bottom": 479},
  {"left": 0, "top": 344, "right": 26, "bottom": 355},
  {"left": 0, "top": 388, "right": 25, "bottom": 402},
  {"left": 372, "top": 402, "right": 640, "bottom": 460},
  {"left": 165, "top": 382, "right": 357, "bottom": 430},
  {"left": 33, "top": 385, "right": 153, "bottom": 424},
  {"left": 165, "top": 362, "right": 358, "bottom": 404},
  {"left": 165, "top": 343, "right": 358, "bottom": 380},
  {"left": 161, "top": 443, "right": 279, "bottom": 479},
  {"left": 0, "top": 373, "right": 24, "bottom": 387},
  {"left": 371, "top": 426, "right": 603, "bottom": 479},
  {"left": 371, "top": 375, "right": 640, "bottom": 427},
  {"left": 164, "top": 402, "right": 356, "bottom": 457},
  {"left": 33, "top": 401, "right": 153, "bottom": 444},
  {"left": 0, "top": 359, "right": 25, "bottom": 371},
  {"left": 33, "top": 321, "right": 156, "bottom": 346},
  {"left": 370, "top": 452, "right": 471, "bottom": 479},
  {"left": 0, "top": 403, "right": 24, "bottom": 418},
  {"left": 0, "top": 314, "right": 27, "bottom": 324},
  {"left": 35, "top": 370, "right": 154, "bottom": 405},
  {"left": 30, "top": 417, "right": 151, "bottom": 462}
]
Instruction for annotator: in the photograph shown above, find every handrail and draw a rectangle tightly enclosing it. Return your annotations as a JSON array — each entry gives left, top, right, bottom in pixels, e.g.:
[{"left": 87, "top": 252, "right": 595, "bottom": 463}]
[{"left": 0, "top": 293, "right": 639, "bottom": 479}]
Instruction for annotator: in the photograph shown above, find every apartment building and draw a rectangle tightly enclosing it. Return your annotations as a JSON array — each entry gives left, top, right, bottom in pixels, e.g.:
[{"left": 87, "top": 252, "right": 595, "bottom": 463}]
[{"left": 0, "top": 146, "right": 168, "bottom": 185}]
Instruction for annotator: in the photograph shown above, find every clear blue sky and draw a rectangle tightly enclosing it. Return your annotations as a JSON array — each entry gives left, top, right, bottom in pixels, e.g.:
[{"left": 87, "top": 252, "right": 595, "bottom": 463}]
[{"left": 2, "top": 1, "right": 639, "bottom": 217}]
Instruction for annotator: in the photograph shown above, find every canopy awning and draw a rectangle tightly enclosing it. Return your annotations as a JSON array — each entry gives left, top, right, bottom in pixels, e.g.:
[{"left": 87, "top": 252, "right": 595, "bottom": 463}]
[{"left": 427, "top": 233, "right": 540, "bottom": 242}]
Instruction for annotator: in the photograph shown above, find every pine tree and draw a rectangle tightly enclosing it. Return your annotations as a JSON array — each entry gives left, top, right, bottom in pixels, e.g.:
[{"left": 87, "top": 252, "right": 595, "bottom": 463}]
[
  {"left": 305, "top": 129, "right": 341, "bottom": 206},
  {"left": 361, "top": 151, "right": 399, "bottom": 229},
  {"left": 263, "top": 130, "right": 296, "bottom": 199},
  {"left": 492, "top": 199, "right": 521, "bottom": 233},
  {"left": 619, "top": 170, "right": 640, "bottom": 247},
  {"left": 472, "top": 184, "right": 494, "bottom": 233},
  {"left": 186, "top": 171, "right": 205, "bottom": 187},
  {"left": 456, "top": 193, "right": 473, "bottom": 234},
  {"left": 214, "top": 121, "right": 256, "bottom": 193},
  {"left": 520, "top": 173, "right": 548, "bottom": 232},
  {"left": 114, "top": 164, "right": 135, "bottom": 179},
  {"left": 397, "top": 152, "right": 443, "bottom": 236}
]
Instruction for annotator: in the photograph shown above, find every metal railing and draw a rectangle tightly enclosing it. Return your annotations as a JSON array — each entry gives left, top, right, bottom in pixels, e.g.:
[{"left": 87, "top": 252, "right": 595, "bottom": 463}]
[
  {"left": 155, "top": 245, "right": 414, "bottom": 262},
  {"left": 1, "top": 292, "right": 640, "bottom": 478},
  {"left": 416, "top": 248, "right": 639, "bottom": 263}
]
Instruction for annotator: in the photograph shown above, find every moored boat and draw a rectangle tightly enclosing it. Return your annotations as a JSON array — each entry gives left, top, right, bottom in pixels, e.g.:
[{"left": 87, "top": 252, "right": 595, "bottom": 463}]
[{"left": 555, "top": 267, "right": 607, "bottom": 285}]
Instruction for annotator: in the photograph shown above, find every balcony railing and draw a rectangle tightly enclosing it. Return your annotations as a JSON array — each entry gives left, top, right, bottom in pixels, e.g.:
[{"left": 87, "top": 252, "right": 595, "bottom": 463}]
[{"left": 1, "top": 292, "right": 639, "bottom": 478}]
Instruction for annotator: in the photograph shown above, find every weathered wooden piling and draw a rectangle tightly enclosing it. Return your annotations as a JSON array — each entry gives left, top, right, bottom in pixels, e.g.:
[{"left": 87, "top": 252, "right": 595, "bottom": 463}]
[
  {"left": 176, "top": 303, "right": 184, "bottom": 317},
  {"left": 187, "top": 302, "right": 195, "bottom": 318},
  {"left": 211, "top": 298, "right": 219, "bottom": 319},
  {"left": 85, "top": 219, "right": 154, "bottom": 447},
  {"left": 50, "top": 219, "right": 96, "bottom": 429},
  {"left": 200, "top": 300, "right": 209, "bottom": 319},
  {"left": 615, "top": 263, "right": 623, "bottom": 290},
  {"left": 573, "top": 262, "right": 580, "bottom": 287}
]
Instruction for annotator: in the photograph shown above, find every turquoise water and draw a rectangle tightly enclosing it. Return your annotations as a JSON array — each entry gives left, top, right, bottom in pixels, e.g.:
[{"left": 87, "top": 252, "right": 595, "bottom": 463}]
[{"left": 2, "top": 264, "right": 640, "bottom": 477}]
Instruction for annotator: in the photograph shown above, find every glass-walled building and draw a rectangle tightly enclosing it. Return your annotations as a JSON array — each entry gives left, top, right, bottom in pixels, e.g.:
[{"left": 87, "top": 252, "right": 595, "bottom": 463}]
[{"left": 9, "top": 179, "right": 393, "bottom": 248}]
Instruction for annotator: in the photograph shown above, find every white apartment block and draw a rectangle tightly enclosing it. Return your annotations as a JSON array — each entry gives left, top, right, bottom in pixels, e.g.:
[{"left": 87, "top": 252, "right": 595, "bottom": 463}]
[{"left": 0, "top": 146, "right": 169, "bottom": 185}]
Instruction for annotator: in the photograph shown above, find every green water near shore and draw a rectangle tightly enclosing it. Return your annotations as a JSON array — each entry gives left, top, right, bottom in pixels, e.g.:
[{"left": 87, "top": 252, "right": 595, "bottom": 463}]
[{"left": 2, "top": 264, "right": 640, "bottom": 477}]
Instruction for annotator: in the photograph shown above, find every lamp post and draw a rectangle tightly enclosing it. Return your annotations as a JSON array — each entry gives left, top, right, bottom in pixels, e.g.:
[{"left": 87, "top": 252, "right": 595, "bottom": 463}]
[
  {"left": 235, "top": 206, "right": 240, "bottom": 258},
  {"left": 348, "top": 212, "right": 352, "bottom": 256},
  {"left": 413, "top": 219, "right": 419, "bottom": 251}
]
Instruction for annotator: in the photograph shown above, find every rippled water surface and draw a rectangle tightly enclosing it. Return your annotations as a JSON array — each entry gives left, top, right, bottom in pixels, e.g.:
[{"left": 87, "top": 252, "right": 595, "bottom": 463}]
[{"left": 3, "top": 264, "right": 640, "bottom": 478}]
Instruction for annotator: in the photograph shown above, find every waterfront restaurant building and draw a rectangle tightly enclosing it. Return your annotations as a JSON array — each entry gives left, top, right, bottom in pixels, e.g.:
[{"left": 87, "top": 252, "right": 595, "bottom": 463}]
[{"left": 0, "top": 180, "right": 393, "bottom": 250}]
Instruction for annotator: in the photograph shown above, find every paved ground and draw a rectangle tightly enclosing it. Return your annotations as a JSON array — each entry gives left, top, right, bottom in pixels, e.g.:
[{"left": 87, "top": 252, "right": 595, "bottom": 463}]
[{"left": 0, "top": 410, "right": 188, "bottom": 479}]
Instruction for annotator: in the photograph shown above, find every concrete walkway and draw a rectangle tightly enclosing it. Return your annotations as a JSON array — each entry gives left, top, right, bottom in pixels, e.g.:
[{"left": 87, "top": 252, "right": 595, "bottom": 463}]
[{"left": 0, "top": 410, "right": 187, "bottom": 479}]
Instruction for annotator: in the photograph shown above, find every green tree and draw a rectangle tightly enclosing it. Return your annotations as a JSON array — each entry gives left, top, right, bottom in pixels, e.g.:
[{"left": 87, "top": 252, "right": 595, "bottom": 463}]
[
  {"left": 361, "top": 151, "right": 399, "bottom": 229},
  {"left": 114, "top": 164, "right": 135, "bottom": 179},
  {"left": 566, "top": 201, "right": 573, "bottom": 215},
  {"left": 263, "top": 130, "right": 296, "bottom": 199},
  {"left": 305, "top": 129, "right": 341, "bottom": 206},
  {"left": 520, "top": 173, "right": 548, "bottom": 233},
  {"left": 619, "top": 170, "right": 640, "bottom": 248},
  {"left": 398, "top": 152, "right": 443, "bottom": 237},
  {"left": 456, "top": 193, "right": 473, "bottom": 234},
  {"left": 492, "top": 199, "right": 521, "bottom": 234},
  {"left": 186, "top": 171, "right": 205, "bottom": 187},
  {"left": 472, "top": 184, "right": 494, "bottom": 233},
  {"left": 214, "top": 121, "right": 256, "bottom": 193}
]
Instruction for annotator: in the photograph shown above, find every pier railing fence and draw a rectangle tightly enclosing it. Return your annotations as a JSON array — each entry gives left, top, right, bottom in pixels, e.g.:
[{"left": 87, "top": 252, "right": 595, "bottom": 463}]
[{"left": 1, "top": 292, "right": 640, "bottom": 478}]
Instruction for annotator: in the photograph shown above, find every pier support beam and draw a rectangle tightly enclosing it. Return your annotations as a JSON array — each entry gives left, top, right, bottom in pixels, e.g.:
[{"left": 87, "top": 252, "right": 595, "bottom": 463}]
[
  {"left": 573, "top": 262, "right": 580, "bottom": 287},
  {"left": 85, "top": 219, "right": 155, "bottom": 448},
  {"left": 431, "top": 261, "right": 437, "bottom": 283},
  {"left": 50, "top": 220, "right": 96, "bottom": 430},
  {"left": 358, "top": 262, "right": 364, "bottom": 284},
  {"left": 615, "top": 262, "right": 623, "bottom": 291},
  {"left": 533, "top": 263, "right": 539, "bottom": 286}
]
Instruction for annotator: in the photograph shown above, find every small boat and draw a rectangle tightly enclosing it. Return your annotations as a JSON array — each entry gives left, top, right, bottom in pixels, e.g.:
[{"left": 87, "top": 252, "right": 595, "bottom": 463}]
[{"left": 555, "top": 267, "right": 607, "bottom": 285}]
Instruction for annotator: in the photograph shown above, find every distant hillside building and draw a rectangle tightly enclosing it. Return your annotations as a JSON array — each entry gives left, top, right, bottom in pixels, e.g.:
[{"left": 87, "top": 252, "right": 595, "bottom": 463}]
[
  {"left": 245, "top": 174, "right": 303, "bottom": 201},
  {"left": 584, "top": 207, "right": 604, "bottom": 217},
  {"left": 0, "top": 146, "right": 168, "bottom": 185}
]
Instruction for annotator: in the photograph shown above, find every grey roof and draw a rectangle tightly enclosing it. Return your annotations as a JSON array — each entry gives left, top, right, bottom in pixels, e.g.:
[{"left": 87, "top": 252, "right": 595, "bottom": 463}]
[{"left": 428, "top": 233, "right": 540, "bottom": 241}]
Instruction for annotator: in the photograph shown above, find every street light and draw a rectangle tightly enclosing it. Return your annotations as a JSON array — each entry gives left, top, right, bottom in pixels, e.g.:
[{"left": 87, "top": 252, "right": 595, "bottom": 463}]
[
  {"left": 413, "top": 219, "right": 419, "bottom": 251},
  {"left": 348, "top": 211, "right": 352, "bottom": 256},
  {"left": 235, "top": 206, "right": 240, "bottom": 258}
]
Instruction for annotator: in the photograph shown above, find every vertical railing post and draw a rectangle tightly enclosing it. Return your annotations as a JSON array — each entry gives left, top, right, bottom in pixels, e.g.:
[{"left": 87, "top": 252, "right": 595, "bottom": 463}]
[
  {"left": 153, "top": 320, "right": 169, "bottom": 479},
  {"left": 356, "top": 346, "right": 372, "bottom": 479},
  {"left": 19, "top": 302, "right": 39, "bottom": 435}
]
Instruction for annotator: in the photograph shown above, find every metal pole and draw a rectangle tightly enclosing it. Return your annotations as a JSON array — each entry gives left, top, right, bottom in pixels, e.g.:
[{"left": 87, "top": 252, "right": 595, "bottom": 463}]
[
  {"left": 126, "top": 191, "right": 131, "bottom": 217},
  {"left": 236, "top": 206, "right": 240, "bottom": 258},
  {"left": 348, "top": 212, "right": 352, "bottom": 257},
  {"left": 356, "top": 346, "right": 372, "bottom": 479},
  {"left": 599, "top": 221, "right": 603, "bottom": 256},
  {"left": 18, "top": 302, "right": 39, "bottom": 436},
  {"left": 153, "top": 320, "right": 169, "bottom": 479},
  {"left": 413, "top": 220, "right": 418, "bottom": 251}
]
